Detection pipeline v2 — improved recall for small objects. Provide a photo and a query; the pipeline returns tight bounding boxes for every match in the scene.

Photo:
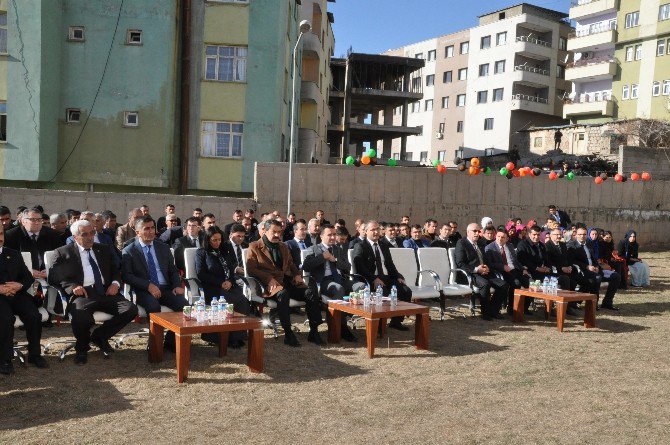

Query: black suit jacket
[0,247,34,294]
[194,248,237,299]
[545,241,570,270]
[302,243,351,284]
[4,226,64,270]
[121,240,181,292]
[484,241,522,274]
[48,242,120,298]
[158,226,183,247]
[351,239,401,284]
[284,239,307,268]
[379,236,400,249]
[453,238,486,276]
[172,235,204,271]
[548,210,571,228]
[567,239,600,272]
[516,239,548,273]
[220,240,245,270]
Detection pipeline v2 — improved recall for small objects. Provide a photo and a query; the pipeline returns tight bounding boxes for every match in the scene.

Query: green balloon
[484,167,491,175]
[345,156,355,165]
[432,159,440,168]
[500,167,509,176]
[566,172,575,180]
[387,158,397,167]
[367,148,376,158]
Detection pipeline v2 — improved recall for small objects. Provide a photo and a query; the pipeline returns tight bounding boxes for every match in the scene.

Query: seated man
[484,228,531,315]
[306,218,321,247]
[422,218,438,243]
[115,208,142,251]
[517,225,571,289]
[481,226,496,246]
[548,205,571,229]
[246,219,323,347]
[348,221,367,249]
[546,227,579,313]
[158,214,182,247]
[379,223,400,248]
[285,219,309,268]
[223,209,244,238]
[49,220,138,364]
[454,223,508,320]
[335,227,351,249]
[352,220,412,331]
[172,217,203,272]
[402,224,429,250]
[220,223,247,278]
[302,224,358,342]
[0,225,48,374]
[121,216,186,350]
[430,223,456,250]
[156,204,181,233]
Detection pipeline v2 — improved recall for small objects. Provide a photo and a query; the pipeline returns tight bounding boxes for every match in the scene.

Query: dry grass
[2,252,670,444]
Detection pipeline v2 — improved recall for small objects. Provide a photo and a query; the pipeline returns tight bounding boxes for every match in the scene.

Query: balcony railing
[563,91,614,104]
[514,65,550,76]
[569,21,617,38]
[513,94,549,104]
[516,35,552,48]
[566,56,617,68]
[570,0,601,6]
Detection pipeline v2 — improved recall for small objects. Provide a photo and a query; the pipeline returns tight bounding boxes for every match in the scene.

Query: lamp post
[287,19,311,217]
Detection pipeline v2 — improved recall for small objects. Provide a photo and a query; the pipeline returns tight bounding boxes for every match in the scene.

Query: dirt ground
[2,252,669,444]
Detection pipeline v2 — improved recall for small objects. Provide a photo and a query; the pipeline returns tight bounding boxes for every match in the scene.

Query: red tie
[501,245,507,265]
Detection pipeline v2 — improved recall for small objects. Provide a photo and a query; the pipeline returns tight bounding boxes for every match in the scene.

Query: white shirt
[385,236,398,247]
[321,243,336,277]
[189,236,200,248]
[295,238,308,249]
[498,242,515,270]
[77,243,105,288]
[366,238,387,276]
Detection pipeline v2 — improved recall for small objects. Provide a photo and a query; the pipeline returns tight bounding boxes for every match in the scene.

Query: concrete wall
[619,146,670,178]
[255,162,670,247]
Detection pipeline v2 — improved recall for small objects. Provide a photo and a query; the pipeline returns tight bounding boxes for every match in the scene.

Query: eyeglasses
[24,217,42,222]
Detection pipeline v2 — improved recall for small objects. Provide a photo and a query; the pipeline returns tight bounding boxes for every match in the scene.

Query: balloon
[471,157,480,167]
[354,158,361,167]
[500,167,509,176]
[468,166,477,175]
[432,159,440,168]
[532,168,542,177]
[595,176,603,185]
[614,173,622,182]
[387,158,397,167]
[484,167,491,175]
[566,172,575,180]
[506,162,516,171]
[557,171,565,179]
[345,156,355,165]
[457,162,466,172]
[599,173,608,180]
[361,155,371,165]
[370,156,377,166]
[437,164,447,174]
[641,171,651,181]
[505,172,514,179]
[367,148,376,158]
[512,169,520,177]
[621,175,628,182]
[548,172,558,180]
[631,172,640,181]
[519,168,527,177]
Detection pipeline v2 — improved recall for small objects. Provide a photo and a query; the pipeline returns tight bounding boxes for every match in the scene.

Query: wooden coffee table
[149,312,264,383]
[327,301,430,358]
[513,289,597,332]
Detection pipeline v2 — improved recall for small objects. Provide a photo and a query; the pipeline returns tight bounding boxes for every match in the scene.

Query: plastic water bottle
[551,277,559,295]
[375,284,383,306]
[542,277,550,294]
[195,296,205,322]
[210,297,219,320]
[197,288,204,305]
[363,287,371,308]
[218,297,227,319]
[390,285,398,306]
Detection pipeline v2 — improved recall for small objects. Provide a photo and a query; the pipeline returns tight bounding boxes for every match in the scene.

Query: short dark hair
[548,205,557,210]
[319,224,335,235]
[263,219,283,231]
[234,209,242,214]
[166,204,175,208]
[484,226,496,232]
[425,218,437,224]
[101,210,116,220]
[247,208,255,214]
[193,207,203,212]
[295,218,307,226]
[134,216,155,231]
[336,227,349,237]
[34,205,44,213]
[202,213,216,220]
[335,218,346,226]
[185,216,201,225]
[17,206,26,213]
[0,206,10,216]
[496,227,507,234]
[529,225,542,233]
[66,209,80,219]
[410,224,422,231]
[25,206,43,216]
[230,223,246,234]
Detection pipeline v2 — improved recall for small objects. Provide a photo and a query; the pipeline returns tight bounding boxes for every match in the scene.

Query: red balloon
[631,172,640,181]
[548,172,558,180]
[595,177,603,185]
[437,164,447,174]
[614,173,623,182]
[641,171,651,181]
[506,162,516,171]
[512,169,520,177]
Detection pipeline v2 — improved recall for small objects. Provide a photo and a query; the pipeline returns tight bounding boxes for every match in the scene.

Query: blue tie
[86,249,106,295]
[299,240,306,250]
[145,245,160,285]
[328,247,341,282]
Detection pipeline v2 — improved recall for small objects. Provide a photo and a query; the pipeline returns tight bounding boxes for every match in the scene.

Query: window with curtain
[205,45,248,82]
[201,121,244,157]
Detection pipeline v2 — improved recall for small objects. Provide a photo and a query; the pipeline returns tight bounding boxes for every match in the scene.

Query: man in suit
[220,223,247,278]
[315,210,330,227]
[116,208,142,251]
[156,204,181,233]
[403,224,429,250]
[516,225,570,287]
[379,223,400,248]
[121,216,186,350]
[285,219,309,268]
[485,228,531,315]
[454,223,508,320]
[66,211,114,248]
[546,228,579,314]
[548,205,571,229]
[0,225,48,374]
[0,206,13,232]
[447,221,462,246]
[158,214,183,248]
[246,219,323,347]
[4,207,64,281]
[348,221,366,249]
[568,227,619,310]
[302,225,358,342]
[306,218,321,247]
[430,223,456,250]
[101,210,118,239]
[49,220,137,364]
[352,220,412,331]
[223,210,244,238]
[202,213,217,231]
[172,217,203,272]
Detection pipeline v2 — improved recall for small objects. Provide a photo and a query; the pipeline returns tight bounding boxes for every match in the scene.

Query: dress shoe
[284,332,300,347]
[601,304,620,311]
[341,329,358,342]
[307,330,325,345]
[91,337,115,356]
[74,352,88,365]
[28,355,49,369]
[388,321,409,331]
[0,360,14,375]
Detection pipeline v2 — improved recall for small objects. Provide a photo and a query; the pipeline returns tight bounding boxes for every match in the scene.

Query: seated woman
[195,226,252,348]
[598,230,627,289]
[617,230,650,287]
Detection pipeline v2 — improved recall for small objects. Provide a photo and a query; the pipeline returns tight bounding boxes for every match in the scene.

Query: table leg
[415,313,429,350]
[218,332,230,358]
[556,301,567,332]
[378,318,387,339]
[148,321,164,363]
[545,298,552,320]
[247,328,264,373]
[513,294,525,322]
[365,318,379,358]
[327,307,341,343]
[584,298,596,328]
[175,334,191,383]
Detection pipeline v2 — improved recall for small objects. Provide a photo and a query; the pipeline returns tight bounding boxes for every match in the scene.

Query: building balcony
[569,0,618,21]
[515,36,553,60]
[301,80,321,103]
[565,57,617,82]
[302,31,322,59]
[513,65,551,88]
[563,98,615,118]
[510,94,553,114]
[568,23,616,52]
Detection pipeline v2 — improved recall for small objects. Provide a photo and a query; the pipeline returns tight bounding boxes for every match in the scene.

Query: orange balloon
[641,171,651,181]
[519,168,527,177]
[471,157,480,167]
[468,166,477,175]
[548,172,558,180]
[361,155,370,165]
[437,164,446,174]
[631,172,640,181]
[595,177,603,185]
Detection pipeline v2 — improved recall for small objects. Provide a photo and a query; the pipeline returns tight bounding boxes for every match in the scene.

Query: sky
[330,0,572,57]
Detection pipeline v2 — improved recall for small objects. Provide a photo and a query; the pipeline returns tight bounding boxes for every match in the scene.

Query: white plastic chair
[417,248,472,319]
[388,248,442,301]
[183,247,202,304]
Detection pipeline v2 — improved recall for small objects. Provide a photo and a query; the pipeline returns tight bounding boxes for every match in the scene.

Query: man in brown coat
[246,219,323,347]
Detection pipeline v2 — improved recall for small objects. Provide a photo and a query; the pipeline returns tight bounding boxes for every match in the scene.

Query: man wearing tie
[122,216,186,351]
[285,219,309,268]
[220,223,248,279]
[172,217,203,272]
[548,205,571,229]
[49,220,138,364]
[485,228,531,315]
[379,223,400,248]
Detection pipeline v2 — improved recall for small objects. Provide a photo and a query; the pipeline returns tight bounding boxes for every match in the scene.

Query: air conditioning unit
[435,132,444,140]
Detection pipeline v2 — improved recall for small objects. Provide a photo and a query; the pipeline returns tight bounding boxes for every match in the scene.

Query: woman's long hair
[203,226,225,253]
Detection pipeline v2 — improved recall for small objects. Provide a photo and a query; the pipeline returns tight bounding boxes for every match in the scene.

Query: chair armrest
[243,276,267,301]
[451,268,473,287]
[346,273,370,288]
[418,269,442,291]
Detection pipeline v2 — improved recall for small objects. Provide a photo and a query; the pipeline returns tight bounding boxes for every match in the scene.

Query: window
[635,44,642,60]
[625,46,634,61]
[441,96,449,108]
[659,39,667,56]
[445,45,454,58]
[427,50,436,61]
[493,88,504,102]
[484,118,494,131]
[392,153,400,160]
[625,11,639,28]
[557,65,565,79]
[68,26,85,41]
[477,91,488,104]
[425,99,433,111]
[479,63,489,77]
[438,123,445,133]
[631,84,639,99]
[426,74,435,86]
[458,68,467,81]
[663,80,670,95]
[415,52,424,59]
[481,35,491,49]
[403,152,413,161]
[494,60,505,74]
[201,121,243,157]
[126,29,142,45]
[456,121,464,133]
[438,151,446,161]
[653,81,661,96]
[0,102,5,142]
[456,94,466,107]
[0,13,6,53]
[660,4,670,21]
[205,45,247,82]
[559,37,567,51]
[420,151,428,163]
[443,71,453,83]
[66,108,80,124]
[496,31,507,46]
[123,111,139,127]
[411,101,421,113]
[667,38,670,54]
[534,137,543,148]
[412,77,421,91]
[460,41,469,54]
[622,85,630,100]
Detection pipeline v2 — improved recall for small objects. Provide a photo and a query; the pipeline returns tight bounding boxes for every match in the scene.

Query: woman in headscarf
[481,217,494,231]
[617,230,650,287]
[505,220,518,246]
[599,230,627,289]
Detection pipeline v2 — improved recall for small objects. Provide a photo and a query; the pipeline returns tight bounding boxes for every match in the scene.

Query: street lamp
[287,19,311,216]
